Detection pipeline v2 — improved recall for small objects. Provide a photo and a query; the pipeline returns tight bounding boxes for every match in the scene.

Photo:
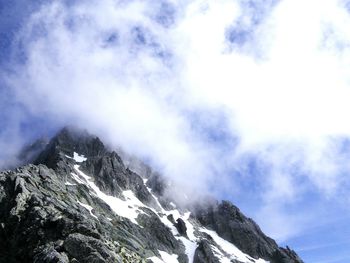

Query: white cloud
[4,0,350,242]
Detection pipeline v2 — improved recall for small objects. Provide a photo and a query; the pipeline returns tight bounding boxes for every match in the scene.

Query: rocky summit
[0,127,303,263]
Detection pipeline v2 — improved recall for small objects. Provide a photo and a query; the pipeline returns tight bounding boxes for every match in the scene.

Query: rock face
[0,127,303,263]
[193,201,302,263]
[175,218,188,238]
[193,240,220,263]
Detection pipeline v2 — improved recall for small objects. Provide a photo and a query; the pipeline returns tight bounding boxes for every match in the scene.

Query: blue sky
[2,0,350,262]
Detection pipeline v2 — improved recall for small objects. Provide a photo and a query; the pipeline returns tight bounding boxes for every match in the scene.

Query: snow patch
[73,152,87,162]
[145,184,198,262]
[178,236,197,262]
[160,209,196,242]
[71,172,86,185]
[148,256,164,263]
[159,251,179,263]
[77,200,98,220]
[65,182,76,186]
[148,251,180,263]
[183,212,196,241]
[73,165,144,225]
[123,190,145,207]
[200,228,268,263]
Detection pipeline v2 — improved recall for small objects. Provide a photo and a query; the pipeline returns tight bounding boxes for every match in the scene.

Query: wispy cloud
[2,0,350,247]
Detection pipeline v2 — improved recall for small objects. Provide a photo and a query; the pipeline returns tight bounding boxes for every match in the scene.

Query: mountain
[0,127,303,263]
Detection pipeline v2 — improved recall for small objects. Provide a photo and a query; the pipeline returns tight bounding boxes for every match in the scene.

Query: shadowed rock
[175,218,187,238]
[0,127,303,263]
[193,200,302,262]
[193,240,220,263]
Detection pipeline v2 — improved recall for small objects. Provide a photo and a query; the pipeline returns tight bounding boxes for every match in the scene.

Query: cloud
[3,0,350,243]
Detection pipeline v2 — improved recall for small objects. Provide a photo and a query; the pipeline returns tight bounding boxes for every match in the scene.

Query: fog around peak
[2,1,350,261]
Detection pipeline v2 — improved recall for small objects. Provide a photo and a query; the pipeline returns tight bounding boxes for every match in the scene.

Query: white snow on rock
[70,172,86,185]
[77,200,98,220]
[159,251,180,263]
[200,228,268,263]
[179,236,197,263]
[183,212,196,241]
[72,165,144,225]
[148,256,164,263]
[159,210,198,262]
[146,182,266,263]
[123,190,145,207]
[146,185,198,262]
[69,161,269,263]
[73,152,87,163]
[148,250,180,263]
[65,182,76,186]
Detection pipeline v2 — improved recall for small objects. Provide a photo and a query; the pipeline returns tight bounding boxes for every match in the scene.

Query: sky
[1,0,350,262]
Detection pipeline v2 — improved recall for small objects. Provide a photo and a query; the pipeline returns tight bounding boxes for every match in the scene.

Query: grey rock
[193,240,220,263]
[175,218,188,238]
[167,214,176,224]
[193,200,302,263]
[63,233,116,262]
[33,246,69,263]
[35,127,107,169]
[137,207,185,256]
[0,127,303,263]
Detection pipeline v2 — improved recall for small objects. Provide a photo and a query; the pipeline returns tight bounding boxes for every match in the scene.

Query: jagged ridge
[0,127,303,263]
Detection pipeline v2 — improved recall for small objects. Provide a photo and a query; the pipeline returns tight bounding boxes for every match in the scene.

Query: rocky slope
[0,127,303,263]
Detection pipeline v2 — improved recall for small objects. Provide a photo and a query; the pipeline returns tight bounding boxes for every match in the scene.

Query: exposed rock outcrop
[193,200,302,262]
[0,127,303,263]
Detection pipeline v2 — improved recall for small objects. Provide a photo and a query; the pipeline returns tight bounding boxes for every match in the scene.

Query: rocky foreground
[0,128,303,263]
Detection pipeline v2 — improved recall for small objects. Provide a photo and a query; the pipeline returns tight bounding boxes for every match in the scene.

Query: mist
[2,0,350,246]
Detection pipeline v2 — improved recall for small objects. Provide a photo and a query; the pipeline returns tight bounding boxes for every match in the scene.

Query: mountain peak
[0,127,304,263]
[52,126,107,157]
[34,127,107,168]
